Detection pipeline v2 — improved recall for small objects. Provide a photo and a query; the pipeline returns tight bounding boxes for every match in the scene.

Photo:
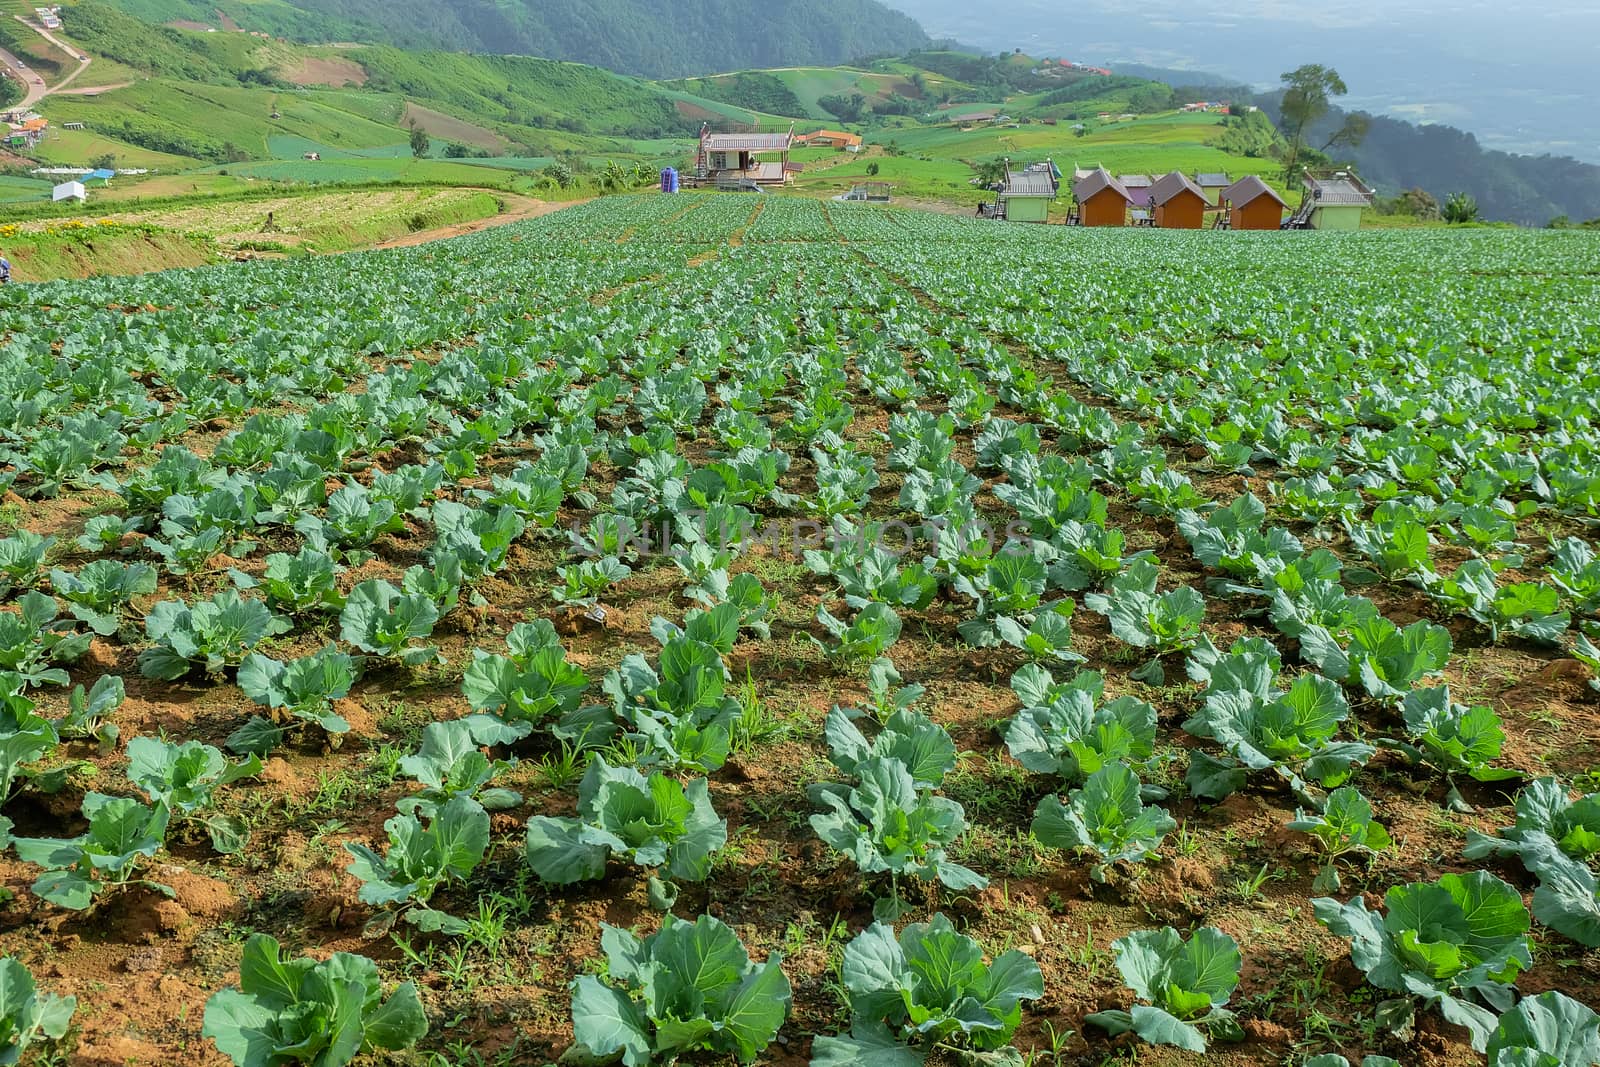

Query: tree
[540,161,574,189]
[1279,64,1347,179]
[443,142,469,158]
[409,126,431,159]
[89,153,117,171]
[1320,112,1370,155]
[1393,187,1439,219]
[972,158,1006,188]
[818,92,867,123]
[598,161,631,194]
[1442,191,1479,224]
[865,161,880,176]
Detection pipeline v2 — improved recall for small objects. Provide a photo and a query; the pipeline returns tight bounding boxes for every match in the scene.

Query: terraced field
[1,195,1599,1067]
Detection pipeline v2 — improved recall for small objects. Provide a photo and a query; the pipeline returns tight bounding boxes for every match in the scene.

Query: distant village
[1028,58,1113,78]
[684,124,1375,232]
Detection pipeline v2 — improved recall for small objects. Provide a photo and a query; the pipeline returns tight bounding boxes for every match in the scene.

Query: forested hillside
[1266,101,1600,227]
[96,0,931,78]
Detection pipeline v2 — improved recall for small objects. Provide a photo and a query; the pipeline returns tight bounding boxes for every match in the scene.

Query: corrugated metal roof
[703,132,792,152]
[1150,171,1207,206]
[1073,167,1132,204]
[1303,175,1372,206]
[1195,172,1231,186]
[1221,174,1285,208]
[1001,169,1058,197]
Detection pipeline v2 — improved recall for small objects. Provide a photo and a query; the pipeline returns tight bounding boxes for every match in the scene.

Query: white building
[52,180,85,202]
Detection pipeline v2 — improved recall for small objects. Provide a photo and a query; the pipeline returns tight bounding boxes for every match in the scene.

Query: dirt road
[372,194,586,250]
[52,81,132,96]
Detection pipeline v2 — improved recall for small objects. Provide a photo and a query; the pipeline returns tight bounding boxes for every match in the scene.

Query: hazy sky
[892,0,1600,163]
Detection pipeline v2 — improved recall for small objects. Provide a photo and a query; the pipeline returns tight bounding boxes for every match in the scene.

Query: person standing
[0,251,11,284]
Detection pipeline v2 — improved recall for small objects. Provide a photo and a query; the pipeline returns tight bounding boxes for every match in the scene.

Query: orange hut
[1150,171,1208,229]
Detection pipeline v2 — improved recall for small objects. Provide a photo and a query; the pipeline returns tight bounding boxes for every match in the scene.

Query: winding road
[1,14,92,112]
[0,44,47,111]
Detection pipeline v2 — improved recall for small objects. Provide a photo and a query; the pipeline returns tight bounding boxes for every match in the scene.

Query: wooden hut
[1220,175,1287,230]
[1149,171,1207,229]
[1072,167,1133,227]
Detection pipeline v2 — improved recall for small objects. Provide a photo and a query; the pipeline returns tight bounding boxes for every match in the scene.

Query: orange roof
[21,118,47,130]
[799,129,862,146]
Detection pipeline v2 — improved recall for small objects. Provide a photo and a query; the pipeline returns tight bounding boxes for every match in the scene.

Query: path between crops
[373,195,588,249]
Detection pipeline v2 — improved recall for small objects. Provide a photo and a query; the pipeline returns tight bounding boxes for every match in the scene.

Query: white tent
[51,180,85,202]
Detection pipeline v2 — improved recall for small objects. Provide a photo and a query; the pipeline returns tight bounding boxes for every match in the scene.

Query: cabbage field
[1,194,1599,1066]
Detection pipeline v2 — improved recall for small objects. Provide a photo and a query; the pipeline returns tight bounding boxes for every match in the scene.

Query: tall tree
[410,126,431,159]
[1279,64,1347,180]
[1321,112,1371,155]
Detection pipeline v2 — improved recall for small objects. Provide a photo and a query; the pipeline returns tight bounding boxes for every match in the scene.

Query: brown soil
[400,101,507,153]
[1,200,1595,1067]
[372,195,584,250]
[280,55,367,87]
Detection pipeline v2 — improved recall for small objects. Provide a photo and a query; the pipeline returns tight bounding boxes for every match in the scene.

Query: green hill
[91,0,930,78]
[39,4,716,165]
[17,2,1308,217]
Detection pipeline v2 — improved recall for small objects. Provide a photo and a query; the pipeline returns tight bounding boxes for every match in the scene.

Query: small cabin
[1220,175,1287,230]
[1195,172,1231,205]
[1072,166,1133,227]
[695,124,795,187]
[51,180,85,202]
[1149,171,1208,229]
[1298,173,1374,230]
[996,160,1059,223]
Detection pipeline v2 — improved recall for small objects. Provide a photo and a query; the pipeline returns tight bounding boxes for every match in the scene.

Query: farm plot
[0,194,1599,1067]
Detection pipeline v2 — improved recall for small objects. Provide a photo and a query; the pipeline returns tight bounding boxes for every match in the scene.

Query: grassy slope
[0,221,215,279]
[19,4,1297,218]
[43,77,411,161]
[28,126,199,169]
[30,6,703,167]
[671,65,960,123]
[350,46,683,141]
[793,112,1288,207]
[1,183,517,274]
[80,185,503,250]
